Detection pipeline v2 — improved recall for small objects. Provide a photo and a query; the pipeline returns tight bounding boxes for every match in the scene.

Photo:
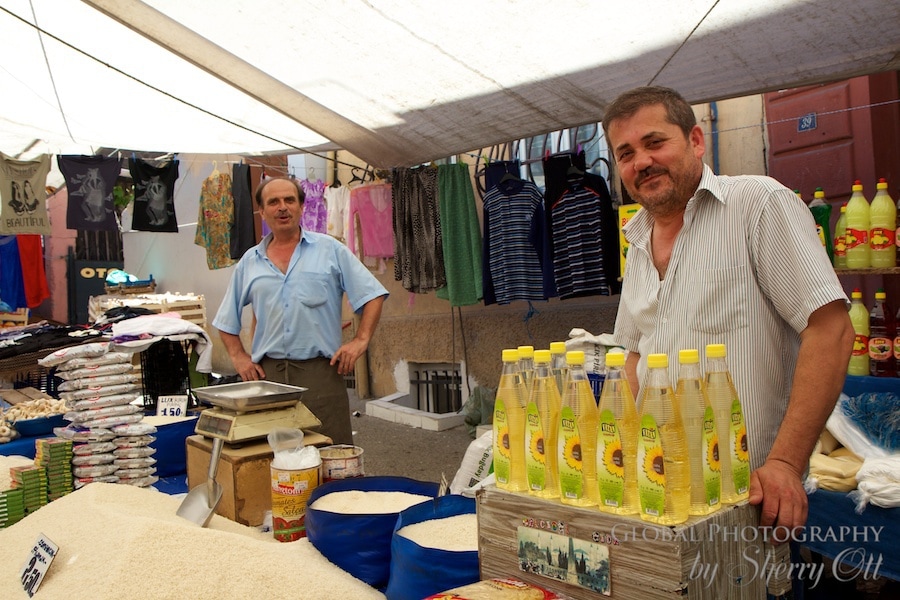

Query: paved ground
[347,391,476,485]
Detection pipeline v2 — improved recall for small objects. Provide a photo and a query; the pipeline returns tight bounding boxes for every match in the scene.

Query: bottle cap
[502,349,519,362]
[605,351,625,367]
[851,288,862,299]
[814,187,825,199]
[852,181,863,192]
[647,353,668,368]
[517,345,534,359]
[840,204,847,213]
[566,350,585,366]
[549,341,567,354]
[679,349,700,363]
[876,178,887,190]
[534,349,551,363]
[875,289,886,301]
[705,343,727,359]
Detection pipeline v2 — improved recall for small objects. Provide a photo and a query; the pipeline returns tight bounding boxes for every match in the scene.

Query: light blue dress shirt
[213,230,389,363]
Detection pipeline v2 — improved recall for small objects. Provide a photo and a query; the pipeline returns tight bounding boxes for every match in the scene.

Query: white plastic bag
[565,328,622,374]
[849,455,900,512]
[450,430,493,495]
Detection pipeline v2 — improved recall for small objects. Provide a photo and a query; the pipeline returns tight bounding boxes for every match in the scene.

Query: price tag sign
[20,533,58,597]
[156,394,188,417]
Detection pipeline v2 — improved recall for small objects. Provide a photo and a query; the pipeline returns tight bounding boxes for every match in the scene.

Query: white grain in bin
[0,483,385,600]
[396,513,478,551]
[310,490,432,513]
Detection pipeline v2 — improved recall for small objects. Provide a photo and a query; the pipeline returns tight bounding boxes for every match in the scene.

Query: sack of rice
[423,577,574,599]
[385,494,478,600]
[305,476,438,590]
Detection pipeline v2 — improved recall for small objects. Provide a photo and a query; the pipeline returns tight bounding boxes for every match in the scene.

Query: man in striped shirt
[602,86,854,535]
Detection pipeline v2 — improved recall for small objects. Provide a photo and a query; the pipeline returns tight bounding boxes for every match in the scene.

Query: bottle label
[869,336,893,361]
[815,224,826,248]
[844,227,868,250]
[596,409,624,507]
[702,406,721,507]
[525,402,547,491]
[895,336,900,360]
[869,227,896,251]
[558,406,585,500]
[730,401,750,495]
[833,233,846,257]
[852,334,869,357]
[637,414,665,517]
[493,397,511,486]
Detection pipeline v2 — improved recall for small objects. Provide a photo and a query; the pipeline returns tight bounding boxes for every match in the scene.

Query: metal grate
[409,365,462,414]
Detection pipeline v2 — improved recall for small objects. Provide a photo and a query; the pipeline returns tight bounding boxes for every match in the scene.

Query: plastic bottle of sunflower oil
[549,341,568,397]
[525,350,561,498]
[675,349,721,516]
[704,344,750,504]
[595,351,639,515]
[636,353,689,525]
[493,348,528,492]
[518,345,535,397]
[557,350,600,507]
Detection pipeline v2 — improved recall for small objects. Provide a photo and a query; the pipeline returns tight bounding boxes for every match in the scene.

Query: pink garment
[300,178,327,233]
[347,183,393,259]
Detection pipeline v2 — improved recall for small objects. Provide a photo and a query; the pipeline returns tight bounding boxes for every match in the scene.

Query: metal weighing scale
[192,381,320,444]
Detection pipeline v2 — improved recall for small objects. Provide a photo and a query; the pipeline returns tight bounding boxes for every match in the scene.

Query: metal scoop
[176,437,224,527]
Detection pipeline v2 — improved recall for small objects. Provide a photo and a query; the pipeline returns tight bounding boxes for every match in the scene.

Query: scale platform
[192,381,321,444]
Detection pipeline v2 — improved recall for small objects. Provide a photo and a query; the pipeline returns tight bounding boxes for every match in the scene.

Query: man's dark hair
[602,86,697,139]
[254,176,305,207]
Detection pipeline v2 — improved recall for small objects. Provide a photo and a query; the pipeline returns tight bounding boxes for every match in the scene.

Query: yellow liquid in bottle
[705,369,750,504]
[525,355,561,498]
[676,359,721,516]
[637,356,689,525]
[494,351,529,493]
[558,353,599,507]
[596,360,639,515]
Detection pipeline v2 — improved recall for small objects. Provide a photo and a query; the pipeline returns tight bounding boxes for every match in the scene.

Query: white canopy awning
[1,0,898,167]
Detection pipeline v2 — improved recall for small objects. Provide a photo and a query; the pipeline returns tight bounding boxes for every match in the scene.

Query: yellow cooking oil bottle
[493,348,528,492]
[549,341,568,397]
[525,350,561,498]
[518,345,535,396]
[704,344,750,503]
[557,350,600,507]
[636,353,689,525]
[596,351,639,515]
[675,349,721,516]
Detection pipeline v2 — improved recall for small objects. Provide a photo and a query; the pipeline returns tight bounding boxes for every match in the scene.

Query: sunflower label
[702,407,721,507]
[493,397,512,487]
[637,414,665,517]
[730,401,750,495]
[558,406,585,501]
[597,409,624,508]
[525,402,547,491]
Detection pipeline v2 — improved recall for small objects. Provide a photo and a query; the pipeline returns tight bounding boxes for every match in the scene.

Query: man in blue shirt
[213,177,388,444]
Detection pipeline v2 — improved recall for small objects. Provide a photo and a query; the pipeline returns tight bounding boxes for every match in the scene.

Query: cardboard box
[186,431,331,526]
[476,486,790,600]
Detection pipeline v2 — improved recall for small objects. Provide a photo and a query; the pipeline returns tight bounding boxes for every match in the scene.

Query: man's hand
[330,338,367,376]
[748,458,808,542]
[232,352,265,382]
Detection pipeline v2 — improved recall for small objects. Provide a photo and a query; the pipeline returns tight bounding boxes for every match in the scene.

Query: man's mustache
[635,167,667,188]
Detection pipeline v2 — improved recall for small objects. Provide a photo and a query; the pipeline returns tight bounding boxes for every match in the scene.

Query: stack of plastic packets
[9,465,47,515]
[40,341,141,489]
[0,487,25,528]
[110,419,158,488]
[35,438,74,501]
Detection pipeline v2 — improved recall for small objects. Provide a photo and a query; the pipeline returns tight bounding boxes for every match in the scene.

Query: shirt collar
[254,228,311,258]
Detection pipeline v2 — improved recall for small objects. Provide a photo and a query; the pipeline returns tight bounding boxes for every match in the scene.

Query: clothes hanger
[349,167,365,185]
[210,161,220,178]
[499,170,522,184]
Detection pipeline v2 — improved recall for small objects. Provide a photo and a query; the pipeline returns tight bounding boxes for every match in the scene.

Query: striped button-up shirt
[614,164,848,469]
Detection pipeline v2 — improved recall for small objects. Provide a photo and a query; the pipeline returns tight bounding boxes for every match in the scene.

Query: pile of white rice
[310,490,432,514]
[396,513,478,551]
[0,483,386,599]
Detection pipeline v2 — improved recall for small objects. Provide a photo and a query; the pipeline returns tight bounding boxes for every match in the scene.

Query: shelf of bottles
[834,267,900,276]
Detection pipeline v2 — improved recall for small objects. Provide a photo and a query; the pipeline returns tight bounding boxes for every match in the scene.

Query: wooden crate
[477,487,791,600]
[0,308,29,328]
[186,431,332,526]
[91,293,206,328]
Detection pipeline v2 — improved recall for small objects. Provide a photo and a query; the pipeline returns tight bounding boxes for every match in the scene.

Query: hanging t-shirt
[58,154,120,231]
[348,182,394,260]
[129,158,180,233]
[324,184,350,243]
[0,153,51,235]
[300,178,327,233]
[482,178,547,305]
[16,234,50,308]
[194,169,236,270]
[229,163,255,259]
[0,235,26,310]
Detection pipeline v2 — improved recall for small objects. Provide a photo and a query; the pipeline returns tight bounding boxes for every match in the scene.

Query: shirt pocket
[295,273,330,308]
[686,265,750,335]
